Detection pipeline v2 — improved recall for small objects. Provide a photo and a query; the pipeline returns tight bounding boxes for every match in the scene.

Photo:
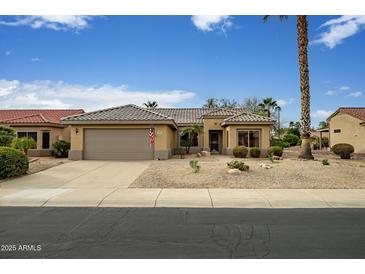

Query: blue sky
[0,15,364,127]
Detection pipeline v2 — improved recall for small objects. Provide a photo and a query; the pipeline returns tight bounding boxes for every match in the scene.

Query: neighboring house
[61,104,275,160]
[327,107,365,153]
[0,109,84,156]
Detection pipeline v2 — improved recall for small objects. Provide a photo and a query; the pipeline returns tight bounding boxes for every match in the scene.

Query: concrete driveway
[0,160,151,207]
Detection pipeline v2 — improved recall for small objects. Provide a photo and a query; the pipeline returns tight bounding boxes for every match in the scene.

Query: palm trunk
[297,15,314,160]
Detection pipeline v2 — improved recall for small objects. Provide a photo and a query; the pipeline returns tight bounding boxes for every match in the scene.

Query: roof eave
[1,122,66,128]
[61,119,178,129]
[221,121,275,126]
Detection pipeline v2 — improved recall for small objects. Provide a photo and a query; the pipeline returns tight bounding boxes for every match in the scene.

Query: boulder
[201,151,211,157]
[227,168,241,175]
[196,153,202,158]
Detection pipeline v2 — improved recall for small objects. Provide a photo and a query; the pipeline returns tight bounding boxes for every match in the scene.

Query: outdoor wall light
[75,128,79,134]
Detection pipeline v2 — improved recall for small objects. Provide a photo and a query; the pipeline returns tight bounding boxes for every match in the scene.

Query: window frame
[236,129,262,148]
[17,131,38,143]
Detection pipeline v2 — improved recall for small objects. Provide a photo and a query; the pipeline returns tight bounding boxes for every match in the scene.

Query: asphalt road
[1,207,365,258]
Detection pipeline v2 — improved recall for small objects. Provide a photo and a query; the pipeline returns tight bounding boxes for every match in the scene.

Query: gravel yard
[28,157,69,174]
[130,155,365,189]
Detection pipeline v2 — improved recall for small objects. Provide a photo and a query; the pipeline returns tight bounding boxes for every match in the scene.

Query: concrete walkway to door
[1,160,365,208]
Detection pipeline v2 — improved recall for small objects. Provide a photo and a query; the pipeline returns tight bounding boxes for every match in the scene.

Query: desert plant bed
[130,157,365,189]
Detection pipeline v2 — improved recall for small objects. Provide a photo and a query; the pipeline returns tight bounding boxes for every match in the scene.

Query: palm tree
[258,97,278,117]
[143,101,158,109]
[203,98,219,108]
[263,15,313,159]
[181,124,203,154]
[275,105,282,136]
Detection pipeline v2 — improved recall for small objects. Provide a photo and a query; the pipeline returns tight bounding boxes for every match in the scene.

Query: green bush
[267,146,283,157]
[271,138,290,148]
[12,137,37,154]
[0,125,16,147]
[227,160,249,171]
[233,146,248,158]
[283,133,300,147]
[249,147,261,158]
[0,147,29,179]
[322,159,330,166]
[52,140,70,158]
[332,143,354,159]
[189,159,200,173]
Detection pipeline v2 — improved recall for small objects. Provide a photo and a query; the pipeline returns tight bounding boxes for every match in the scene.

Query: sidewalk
[1,188,365,208]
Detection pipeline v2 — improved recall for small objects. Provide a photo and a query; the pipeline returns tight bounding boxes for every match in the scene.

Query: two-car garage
[83,129,154,160]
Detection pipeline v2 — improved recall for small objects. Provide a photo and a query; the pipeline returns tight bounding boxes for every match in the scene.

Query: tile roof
[62,104,175,122]
[62,104,274,125]
[223,112,275,124]
[339,107,365,122]
[0,109,84,125]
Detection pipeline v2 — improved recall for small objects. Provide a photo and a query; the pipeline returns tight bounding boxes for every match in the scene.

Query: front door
[209,131,220,153]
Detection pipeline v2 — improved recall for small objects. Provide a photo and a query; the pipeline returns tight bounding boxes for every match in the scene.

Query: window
[180,132,198,147]
[334,129,341,133]
[42,132,50,149]
[237,130,260,148]
[17,131,37,142]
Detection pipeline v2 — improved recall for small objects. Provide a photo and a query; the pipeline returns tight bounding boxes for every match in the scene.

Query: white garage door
[84,129,154,160]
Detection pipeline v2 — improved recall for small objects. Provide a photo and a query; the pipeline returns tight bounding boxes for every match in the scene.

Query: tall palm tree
[203,98,219,108]
[275,105,282,136]
[258,97,278,117]
[263,15,313,159]
[143,101,158,109]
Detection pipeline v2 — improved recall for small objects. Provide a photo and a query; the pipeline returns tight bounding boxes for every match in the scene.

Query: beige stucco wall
[202,118,228,151]
[9,125,69,150]
[329,113,365,153]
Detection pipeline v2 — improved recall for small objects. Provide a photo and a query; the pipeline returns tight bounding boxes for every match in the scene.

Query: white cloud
[31,57,40,62]
[5,50,11,56]
[191,15,233,32]
[0,79,196,110]
[311,110,333,119]
[0,16,92,31]
[340,85,350,90]
[276,97,294,107]
[348,91,362,97]
[312,16,365,49]
[325,90,337,96]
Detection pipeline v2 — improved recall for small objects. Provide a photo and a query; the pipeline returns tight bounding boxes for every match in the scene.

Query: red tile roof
[339,107,365,122]
[0,109,84,125]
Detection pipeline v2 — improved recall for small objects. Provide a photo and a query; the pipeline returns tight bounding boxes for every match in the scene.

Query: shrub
[267,146,283,157]
[189,159,200,173]
[283,133,300,147]
[332,143,354,159]
[173,147,185,159]
[0,147,29,179]
[12,137,37,154]
[0,125,16,147]
[268,153,274,163]
[271,138,290,148]
[52,140,70,158]
[250,147,261,158]
[233,146,248,158]
[322,159,330,166]
[227,160,249,171]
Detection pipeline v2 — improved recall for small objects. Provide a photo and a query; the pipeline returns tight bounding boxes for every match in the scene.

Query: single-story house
[0,109,84,156]
[61,104,275,160]
[327,107,365,153]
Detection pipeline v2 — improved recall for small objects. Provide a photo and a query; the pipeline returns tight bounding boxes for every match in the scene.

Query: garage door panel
[84,129,154,160]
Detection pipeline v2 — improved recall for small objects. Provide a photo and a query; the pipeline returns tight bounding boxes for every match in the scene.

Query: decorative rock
[196,153,202,158]
[258,162,272,169]
[201,151,211,157]
[227,168,241,175]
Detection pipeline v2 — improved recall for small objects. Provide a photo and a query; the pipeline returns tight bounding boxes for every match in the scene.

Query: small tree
[181,124,203,154]
[12,137,37,155]
[0,125,16,147]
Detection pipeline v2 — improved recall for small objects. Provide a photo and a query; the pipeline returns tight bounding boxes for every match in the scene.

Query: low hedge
[233,146,248,158]
[0,147,29,179]
[52,140,71,158]
[249,147,261,158]
[267,146,283,157]
[332,143,354,159]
